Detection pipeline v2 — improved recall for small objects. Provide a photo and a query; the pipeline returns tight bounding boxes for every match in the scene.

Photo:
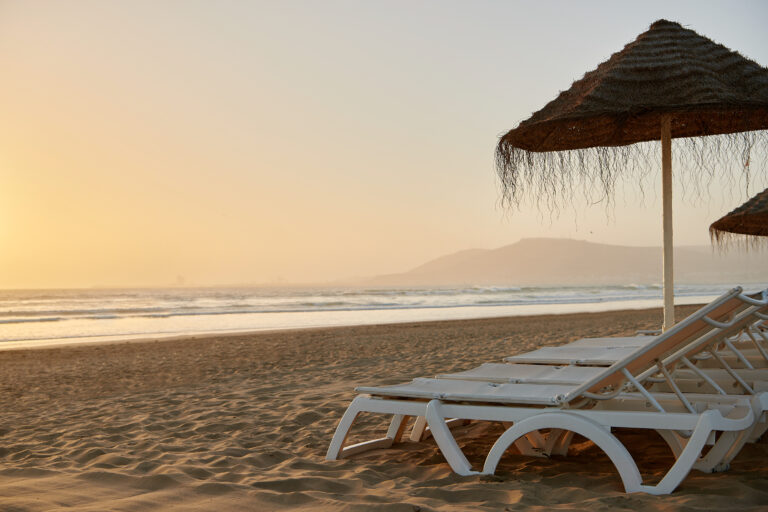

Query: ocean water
[0,283,765,349]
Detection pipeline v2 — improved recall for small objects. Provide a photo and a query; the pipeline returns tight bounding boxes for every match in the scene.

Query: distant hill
[365,238,768,287]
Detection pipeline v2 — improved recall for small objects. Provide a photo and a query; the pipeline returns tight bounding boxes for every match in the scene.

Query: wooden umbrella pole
[661,116,674,331]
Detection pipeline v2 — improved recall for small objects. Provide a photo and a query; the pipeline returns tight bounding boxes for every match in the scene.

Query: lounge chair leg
[525,429,574,457]
[425,400,478,475]
[326,398,411,461]
[483,413,643,493]
[412,417,470,442]
[410,416,428,442]
[656,429,686,458]
[326,396,366,460]
[638,410,719,494]
[387,414,411,443]
[748,418,768,442]
[699,393,768,470]
[506,428,570,458]
[513,431,549,457]
[748,394,768,442]
[546,429,574,456]
[692,430,747,472]
[512,434,540,456]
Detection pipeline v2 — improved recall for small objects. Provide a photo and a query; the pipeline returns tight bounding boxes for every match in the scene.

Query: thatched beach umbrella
[496,19,768,331]
[710,187,768,245]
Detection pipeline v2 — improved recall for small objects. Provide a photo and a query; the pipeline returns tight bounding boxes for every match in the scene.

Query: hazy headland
[363,238,768,287]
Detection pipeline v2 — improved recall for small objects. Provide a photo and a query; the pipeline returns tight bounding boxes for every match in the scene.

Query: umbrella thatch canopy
[496,19,768,330]
[497,19,768,168]
[710,187,768,244]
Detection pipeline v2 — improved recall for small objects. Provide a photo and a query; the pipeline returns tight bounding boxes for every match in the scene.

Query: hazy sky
[2,1,767,288]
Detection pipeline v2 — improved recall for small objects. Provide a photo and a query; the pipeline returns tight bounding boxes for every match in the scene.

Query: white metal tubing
[657,362,696,414]
[702,315,734,329]
[723,338,755,369]
[711,352,755,394]
[621,368,666,412]
[680,356,727,395]
[563,289,744,403]
[745,329,768,362]
[661,115,674,332]
[635,303,760,383]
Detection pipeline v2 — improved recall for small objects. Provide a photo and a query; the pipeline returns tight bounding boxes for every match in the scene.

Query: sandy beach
[1,304,766,511]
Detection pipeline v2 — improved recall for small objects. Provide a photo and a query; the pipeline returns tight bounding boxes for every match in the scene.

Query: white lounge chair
[503,291,768,398]
[507,296,768,371]
[327,287,768,495]
[450,289,768,441]
[494,293,768,444]
[576,319,767,353]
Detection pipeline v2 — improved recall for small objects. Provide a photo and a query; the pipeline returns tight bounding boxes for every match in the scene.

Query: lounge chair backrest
[559,287,768,404]
[641,289,768,381]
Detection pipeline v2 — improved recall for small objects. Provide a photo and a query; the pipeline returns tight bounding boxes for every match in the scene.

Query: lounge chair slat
[505,346,636,366]
[568,336,653,347]
[437,363,603,384]
[357,378,577,405]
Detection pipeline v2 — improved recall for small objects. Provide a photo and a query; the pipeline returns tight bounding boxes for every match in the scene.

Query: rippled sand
[1,305,766,511]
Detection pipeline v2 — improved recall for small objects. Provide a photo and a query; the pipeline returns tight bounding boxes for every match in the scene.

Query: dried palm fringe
[495,130,768,216]
[709,229,768,251]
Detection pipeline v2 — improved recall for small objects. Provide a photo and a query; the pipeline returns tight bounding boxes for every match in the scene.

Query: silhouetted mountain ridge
[366,238,768,287]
